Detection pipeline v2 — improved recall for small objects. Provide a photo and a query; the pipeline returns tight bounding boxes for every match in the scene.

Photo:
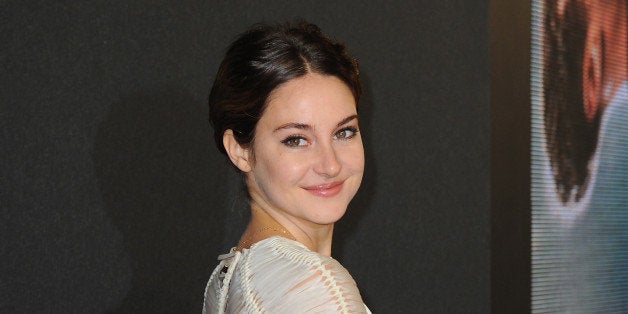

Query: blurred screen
[531,0,628,312]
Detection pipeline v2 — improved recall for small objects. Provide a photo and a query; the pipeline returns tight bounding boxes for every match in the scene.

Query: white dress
[203,236,371,313]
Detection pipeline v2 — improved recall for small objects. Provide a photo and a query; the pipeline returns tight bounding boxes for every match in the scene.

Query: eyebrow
[273,114,359,132]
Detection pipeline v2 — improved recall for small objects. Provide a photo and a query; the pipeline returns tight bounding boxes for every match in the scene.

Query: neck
[239,200,334,256]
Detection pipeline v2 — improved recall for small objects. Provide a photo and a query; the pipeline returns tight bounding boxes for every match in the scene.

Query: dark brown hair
[543,0,601,203]
[208,21,361,155]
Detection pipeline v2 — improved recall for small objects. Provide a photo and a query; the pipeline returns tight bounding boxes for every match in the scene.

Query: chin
[307,204,349,225]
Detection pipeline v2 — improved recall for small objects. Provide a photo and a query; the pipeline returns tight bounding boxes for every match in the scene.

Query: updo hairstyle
[208,21,361,156]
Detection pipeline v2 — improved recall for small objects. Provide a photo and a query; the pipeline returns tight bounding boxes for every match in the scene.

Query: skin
[223,73,364,256]
[556,0,628,121]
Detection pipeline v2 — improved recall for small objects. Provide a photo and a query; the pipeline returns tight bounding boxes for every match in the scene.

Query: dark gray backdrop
[1,1,490,312]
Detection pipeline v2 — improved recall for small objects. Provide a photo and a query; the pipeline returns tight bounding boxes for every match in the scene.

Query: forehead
[262,73,357,124]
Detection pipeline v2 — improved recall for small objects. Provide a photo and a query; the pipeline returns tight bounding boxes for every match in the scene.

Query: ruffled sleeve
[226,236,369,313]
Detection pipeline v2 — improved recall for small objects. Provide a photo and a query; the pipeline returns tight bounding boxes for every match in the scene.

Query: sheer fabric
[203,236,370,313]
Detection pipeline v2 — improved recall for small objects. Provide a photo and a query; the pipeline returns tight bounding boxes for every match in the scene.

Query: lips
[303,181,344,197]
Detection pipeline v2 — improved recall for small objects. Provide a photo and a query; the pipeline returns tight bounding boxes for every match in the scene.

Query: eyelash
[334,126,359,140]
[281,135,308,148]
[280,126,359,148]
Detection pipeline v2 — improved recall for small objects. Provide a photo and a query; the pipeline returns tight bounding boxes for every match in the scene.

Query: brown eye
[334,127,358,140]
[281,136,307,147]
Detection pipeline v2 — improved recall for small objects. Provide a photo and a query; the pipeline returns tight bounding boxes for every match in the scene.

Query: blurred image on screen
[531,0,628,312]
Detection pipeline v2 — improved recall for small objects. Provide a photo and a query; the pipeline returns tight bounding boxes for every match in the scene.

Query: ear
[223,129,252,172]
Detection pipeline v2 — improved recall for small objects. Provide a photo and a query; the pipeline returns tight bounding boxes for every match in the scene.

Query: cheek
[353,154,365,175]
[340,145,365,174]
[261,152,311,186]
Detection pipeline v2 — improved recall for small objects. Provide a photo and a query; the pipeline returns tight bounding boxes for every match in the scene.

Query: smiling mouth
[303,181,344,197]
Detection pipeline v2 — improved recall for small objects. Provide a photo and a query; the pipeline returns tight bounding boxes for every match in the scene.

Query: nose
[313,141,341,178]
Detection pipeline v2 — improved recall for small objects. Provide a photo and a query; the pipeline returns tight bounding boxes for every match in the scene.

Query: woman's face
[245,73,364,229]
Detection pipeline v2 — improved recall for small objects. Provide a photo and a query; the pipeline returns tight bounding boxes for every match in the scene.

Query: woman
[543,0,627,205]
[202,22,370,313]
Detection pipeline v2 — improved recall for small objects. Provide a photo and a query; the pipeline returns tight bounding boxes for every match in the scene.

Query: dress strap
[217,247,237,261]
[216,250,241,314]
[203,248,242,314]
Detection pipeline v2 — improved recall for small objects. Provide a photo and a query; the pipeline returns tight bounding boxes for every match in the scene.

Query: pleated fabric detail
[203,236,370,313]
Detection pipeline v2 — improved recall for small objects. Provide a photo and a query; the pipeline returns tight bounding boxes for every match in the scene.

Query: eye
[281,136,308,148]
[334,126,358,140]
